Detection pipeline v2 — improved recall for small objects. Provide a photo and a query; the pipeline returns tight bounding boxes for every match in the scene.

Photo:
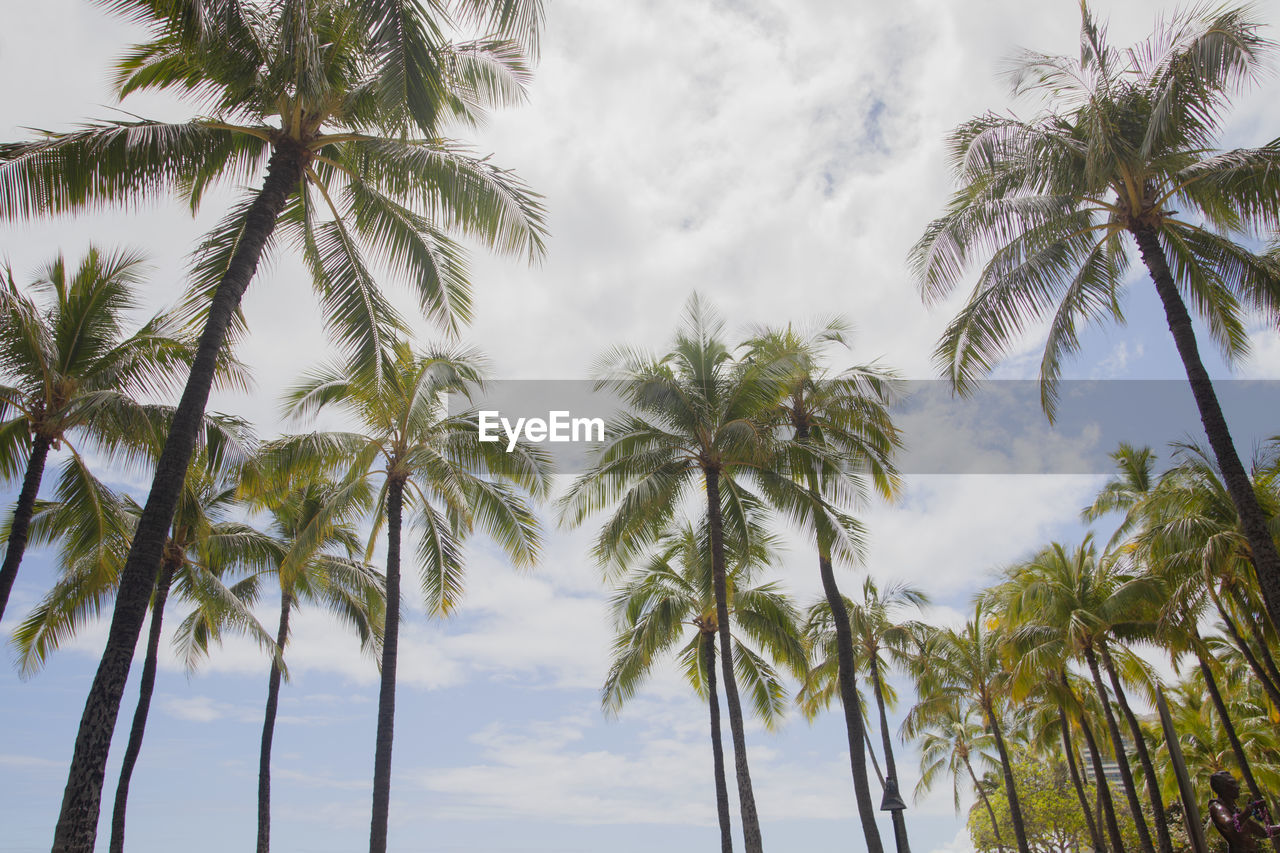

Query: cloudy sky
[2,1,1279,852]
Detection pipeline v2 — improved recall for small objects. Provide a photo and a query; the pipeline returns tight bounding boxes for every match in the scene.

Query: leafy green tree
[744,320,901,853]
[0,1,546,846]
[910,2,1280,637]
[603,519,806,853]
[561,296,797,853]
[282,339,549,853]
[0,247,196,621]
[968,750,1100,853]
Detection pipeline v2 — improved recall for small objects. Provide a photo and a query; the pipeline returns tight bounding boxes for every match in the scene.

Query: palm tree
[913,700,1005,852]
[908,611,1032,853]
[561,296,796,853]
[0,247,196,621]
[744,320,900,853]
[236,466,385,853]
[281,339,549,853]
[802,578,926,851]
[0,2,546,845]
[603,519,806,853]
[910,2,1280,634]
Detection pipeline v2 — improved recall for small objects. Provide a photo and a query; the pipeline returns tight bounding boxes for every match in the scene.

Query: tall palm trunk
[1214,594,1280,708]
[704,468,764,853]
[869,655,910,851]
[815,550,884,853]
[1084,645,1155,853]
[1134,225,1280,634]
[703,630,734,853]
[107,555,177,853]
[52,141,307,853]
[1077,707,1125,853]
[1230,586,1280,695]
[1059,708,1104,852]
[794,423,883,853]
[370,477,404,853]
[0,432,52,621]
[1195,647,1280,853]
[981,696,1031,853]
[257,591,294,853]
[964,754,1005,852]
[1099,644,1171,853]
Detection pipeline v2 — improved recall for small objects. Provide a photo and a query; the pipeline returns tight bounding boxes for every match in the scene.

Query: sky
[1,1,1280,852]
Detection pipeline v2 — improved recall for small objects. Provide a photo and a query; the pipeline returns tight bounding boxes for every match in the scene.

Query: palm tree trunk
[107,556,176,853]
[703,631,734,853]
[964,756,1005,852]
[1084,645,1155,853]
[1230,586,1280,696]
[1195,647,1280,853]
[982,696,1031,853]
[870,656,910,851]
[864,723,886,788]
[1059,708,1104,852]
[257,591,293,853]
[1099,644,1171,853]
[704,468,764,853]
[52,141,307,853]
[0,432,52,622]
[815,551,885,853]
[370,477,404,853]
[1215,594,1280,708]
[1134,225,1280,634]
[1078,708,1125,853]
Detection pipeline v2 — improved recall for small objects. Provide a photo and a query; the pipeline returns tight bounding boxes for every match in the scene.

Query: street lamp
[880,775,911,853]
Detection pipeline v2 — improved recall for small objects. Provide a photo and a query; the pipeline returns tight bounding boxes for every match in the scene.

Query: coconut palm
[0,247,197,622]
[744,320,901,853]
[910,2,1280,634]
[603,518,806,853]
[0,2,546,844]
[561,296,797,853]
[280,338,549,853]
[913,699,1005,850]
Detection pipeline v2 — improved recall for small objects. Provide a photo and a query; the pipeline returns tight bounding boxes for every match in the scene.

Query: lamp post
[880,775,911,853]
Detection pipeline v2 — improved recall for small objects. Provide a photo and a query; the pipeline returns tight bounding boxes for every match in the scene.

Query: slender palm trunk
[257,591,293,853]
[704,468,764,853]
[52,142,306,853]
[1196,648,1280,853]
[1078,708,1125,853]
[1084,645,1155,853]
[965,756,1005,852]
[1059,708,1104,852]
[864,725,886,788]
[870,656,910,851]
[1134,225,1280,633]
[370,477,404,853]
[1231,586,1280,694]
[1099,644,1171,853]
[815,552,884,853]
[0,433,52,621]
[982,696,1031,853]
[703,631,734,853]
[107,556,176,853]
[1215,595,1280,708]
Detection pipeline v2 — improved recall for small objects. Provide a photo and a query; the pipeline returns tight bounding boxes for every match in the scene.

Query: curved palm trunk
[704,469,764,853]
[1195,647,1280,853]
[1230,586,1280,696]
[1134,225,1280,634]
[1077,708,1124,853]
[1099,644,1171,853]
[370,477,404,853]
[964,755,1005,852]
[52,142,307,853]
[1059,708,1104,852]
[257,591,293,853]
[107,556,177,853]
[1214,595,1280,708]
[864,724,886,788]
[816,551,884,853]
[0,432,52,621]
[870,656,910,852]
[703,631,734,853]
[982,696,1031,853]
[1084,645,1155,853]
